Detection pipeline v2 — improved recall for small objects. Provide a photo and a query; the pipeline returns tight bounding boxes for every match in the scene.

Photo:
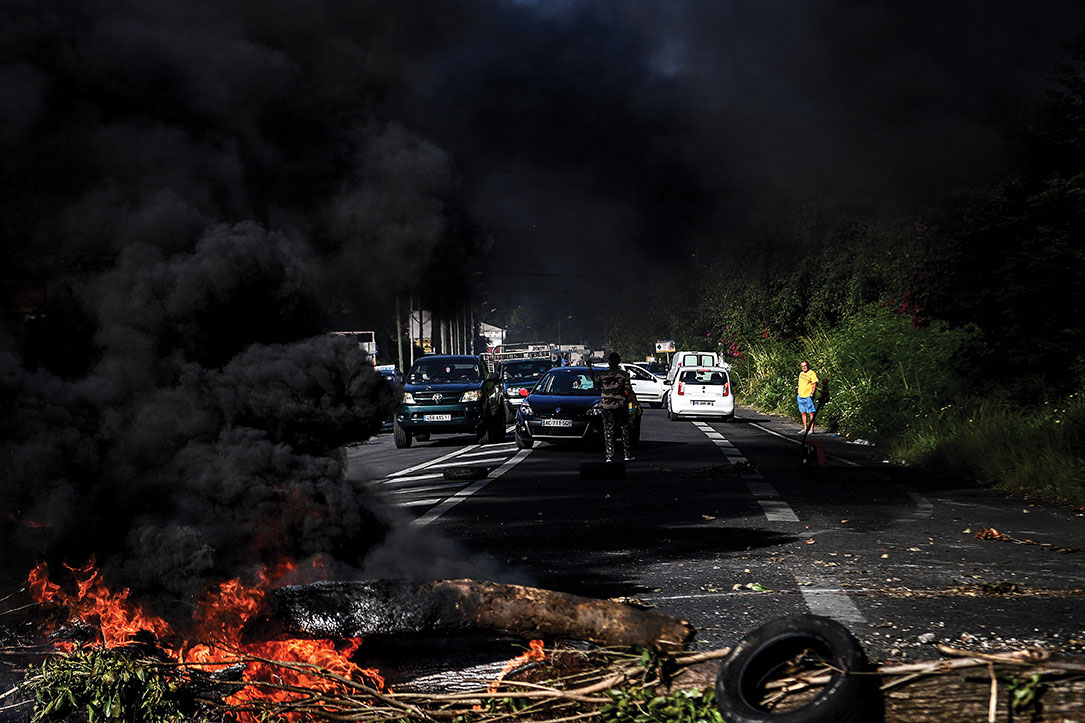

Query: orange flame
[26,559,383,721]
[487,639,545,694]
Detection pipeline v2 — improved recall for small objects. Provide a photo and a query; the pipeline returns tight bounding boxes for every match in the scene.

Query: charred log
[245,579,695,652]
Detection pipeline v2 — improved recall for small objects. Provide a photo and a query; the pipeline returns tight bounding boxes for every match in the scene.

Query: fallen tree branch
[246,579,696,653]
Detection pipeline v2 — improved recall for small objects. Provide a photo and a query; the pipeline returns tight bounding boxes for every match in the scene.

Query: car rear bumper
[670,398,735,417]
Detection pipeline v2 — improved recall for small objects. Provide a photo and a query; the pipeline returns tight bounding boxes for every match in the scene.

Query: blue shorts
[797,395,816,414]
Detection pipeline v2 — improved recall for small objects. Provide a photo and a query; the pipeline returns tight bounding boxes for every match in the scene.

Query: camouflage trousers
[601,408,631,460]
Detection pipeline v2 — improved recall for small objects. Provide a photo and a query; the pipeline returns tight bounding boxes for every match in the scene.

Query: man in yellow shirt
[797,360,819,434]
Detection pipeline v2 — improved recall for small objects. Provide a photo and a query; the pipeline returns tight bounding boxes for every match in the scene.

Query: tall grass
[737,305,1085,506]
[900,394,1085,506]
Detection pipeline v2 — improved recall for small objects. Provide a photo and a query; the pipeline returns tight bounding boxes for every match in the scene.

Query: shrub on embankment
[737,305,1085,507]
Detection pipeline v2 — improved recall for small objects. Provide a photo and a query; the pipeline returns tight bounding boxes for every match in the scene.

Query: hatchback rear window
[680,353,716,367]
[680,370,728,385]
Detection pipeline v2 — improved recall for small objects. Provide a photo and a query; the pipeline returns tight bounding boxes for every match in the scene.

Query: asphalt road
[347,405,1085,668]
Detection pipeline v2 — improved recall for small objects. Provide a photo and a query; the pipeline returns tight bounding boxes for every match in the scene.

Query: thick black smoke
[0,0,539,619]
[0,223,404,615]
[2,0,1084,615]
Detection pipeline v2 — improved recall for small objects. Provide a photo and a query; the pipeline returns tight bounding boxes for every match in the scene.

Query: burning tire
[393,419,412,448]
[714,614,877,723]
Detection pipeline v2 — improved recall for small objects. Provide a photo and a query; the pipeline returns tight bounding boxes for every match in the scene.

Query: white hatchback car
[667,366,735,421]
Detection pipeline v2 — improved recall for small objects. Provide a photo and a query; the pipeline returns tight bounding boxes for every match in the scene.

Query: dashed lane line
[745,422,935,521]
[798,576,867,625]
[691,421,800,522]
[745,480,801,522]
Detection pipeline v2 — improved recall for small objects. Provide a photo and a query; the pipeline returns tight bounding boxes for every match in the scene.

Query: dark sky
[2,0,1083,328]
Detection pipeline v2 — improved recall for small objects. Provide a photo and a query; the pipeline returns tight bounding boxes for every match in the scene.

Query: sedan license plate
[543,418,573,427]
[690,400,714,406]
[424,413,452,422]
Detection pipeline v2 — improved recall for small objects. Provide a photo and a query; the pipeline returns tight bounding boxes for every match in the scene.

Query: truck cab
[394,355,504,448]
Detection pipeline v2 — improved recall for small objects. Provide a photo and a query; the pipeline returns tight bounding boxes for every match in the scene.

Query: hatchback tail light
[677,381,685,396]
[723,382,730,397]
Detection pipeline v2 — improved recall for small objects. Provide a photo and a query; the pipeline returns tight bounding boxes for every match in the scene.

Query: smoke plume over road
[1,0,1083,617]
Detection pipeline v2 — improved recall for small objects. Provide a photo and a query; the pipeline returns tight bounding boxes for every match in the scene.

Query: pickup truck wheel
[393,419,412,449]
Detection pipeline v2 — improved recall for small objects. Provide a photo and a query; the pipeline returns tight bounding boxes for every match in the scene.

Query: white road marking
[400,498,444,507]
[387,482,471,495]
[691,423,801,522]
[412,449,532,526]
[893,481,935,519]
[747,421,860,467]
[459,444,517,457]
[387,443,482,477]
[428,456,510,469]
[380,472,445,485]
[798,577,867,624]
[745,480,800,522]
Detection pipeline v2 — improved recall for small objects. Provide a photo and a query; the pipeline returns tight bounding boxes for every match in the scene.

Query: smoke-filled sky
[3,0,1084,322]
[2,0,1084,620]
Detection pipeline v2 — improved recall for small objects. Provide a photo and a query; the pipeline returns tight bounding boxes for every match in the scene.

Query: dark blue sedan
[514,366,641,450]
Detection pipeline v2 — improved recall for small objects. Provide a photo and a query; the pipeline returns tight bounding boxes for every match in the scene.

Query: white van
[665,351,728,386]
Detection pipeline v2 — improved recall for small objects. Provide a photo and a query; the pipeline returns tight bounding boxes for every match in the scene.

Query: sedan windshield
[409,361,483,383]
[502,359,553,381]
[533,370,599,396]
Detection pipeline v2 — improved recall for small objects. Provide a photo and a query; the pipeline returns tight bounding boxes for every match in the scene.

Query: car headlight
[519,400,533,416]
[402,392,417,405]
[460,390,481,403]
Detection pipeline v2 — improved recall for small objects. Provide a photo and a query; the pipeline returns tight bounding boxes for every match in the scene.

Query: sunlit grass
[737,306,1085,507]
[899,394,1085,506]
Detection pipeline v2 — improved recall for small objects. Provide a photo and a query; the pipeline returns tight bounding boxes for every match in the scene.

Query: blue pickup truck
[393,354,504,448]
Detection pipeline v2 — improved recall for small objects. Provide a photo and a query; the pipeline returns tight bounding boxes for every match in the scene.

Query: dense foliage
[608,36,1085,505]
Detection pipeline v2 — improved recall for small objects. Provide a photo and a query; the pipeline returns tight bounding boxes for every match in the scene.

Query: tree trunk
[246,579,695,653]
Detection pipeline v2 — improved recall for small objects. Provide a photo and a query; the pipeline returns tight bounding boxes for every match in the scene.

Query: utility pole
[396,296,404,372]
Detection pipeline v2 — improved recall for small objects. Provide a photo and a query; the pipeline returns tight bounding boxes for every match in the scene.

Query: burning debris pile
[8,562,704,722]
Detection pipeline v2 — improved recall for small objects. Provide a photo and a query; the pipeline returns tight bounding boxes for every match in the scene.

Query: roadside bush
[903,393,1085,506]
[741,304,979,440]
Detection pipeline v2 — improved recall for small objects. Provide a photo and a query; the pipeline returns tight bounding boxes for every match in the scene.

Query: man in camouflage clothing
[594,352,641,463]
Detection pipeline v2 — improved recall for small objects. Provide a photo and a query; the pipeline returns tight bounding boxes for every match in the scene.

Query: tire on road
[393,419,412,449]
[714,614,877,723]
[515,427,534,450]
